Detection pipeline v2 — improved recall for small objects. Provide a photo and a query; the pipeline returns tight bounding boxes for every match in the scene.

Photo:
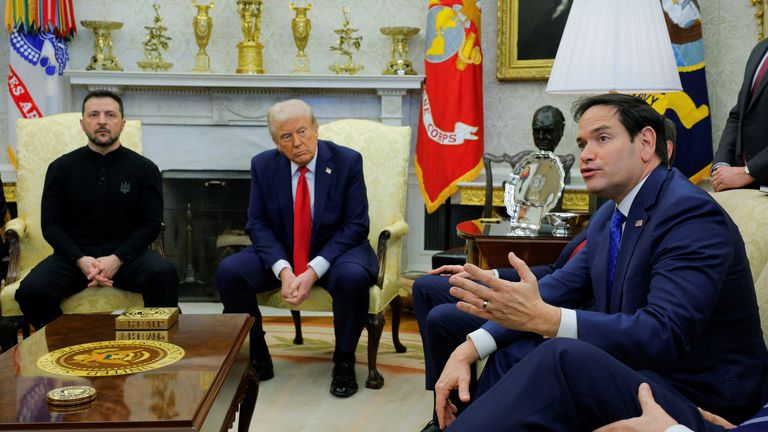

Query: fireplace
[162,170,251,301]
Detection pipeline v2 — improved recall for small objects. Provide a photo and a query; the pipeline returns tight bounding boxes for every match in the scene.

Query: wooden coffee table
[0,313,257,431]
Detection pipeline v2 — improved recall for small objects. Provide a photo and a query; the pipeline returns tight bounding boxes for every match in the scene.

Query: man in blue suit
[424,94,768,430]
[216,99,377,397]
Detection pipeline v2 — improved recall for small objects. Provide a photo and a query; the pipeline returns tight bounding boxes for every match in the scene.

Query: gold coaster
[46,385,97,406]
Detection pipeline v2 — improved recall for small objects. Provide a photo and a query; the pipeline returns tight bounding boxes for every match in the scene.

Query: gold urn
[192,1,215,72]
[289,2,312,73]
[381,26,419,75]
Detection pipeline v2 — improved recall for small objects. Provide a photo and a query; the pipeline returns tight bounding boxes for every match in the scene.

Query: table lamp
[545,0,682,94]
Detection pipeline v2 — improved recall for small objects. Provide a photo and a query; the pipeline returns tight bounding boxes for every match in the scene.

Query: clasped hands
[77,254,122,287]
[280,267,318,306]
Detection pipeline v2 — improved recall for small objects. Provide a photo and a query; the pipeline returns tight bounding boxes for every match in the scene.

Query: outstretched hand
[448,252,560,337]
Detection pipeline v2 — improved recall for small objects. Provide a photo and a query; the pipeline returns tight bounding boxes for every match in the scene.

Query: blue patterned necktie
[608,209,627,299]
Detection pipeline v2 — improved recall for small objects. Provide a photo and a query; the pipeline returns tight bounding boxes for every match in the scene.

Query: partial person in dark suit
[423,94,767,431]
[414,229,586,432]
[711,38,768,191]
[215,99,377,397]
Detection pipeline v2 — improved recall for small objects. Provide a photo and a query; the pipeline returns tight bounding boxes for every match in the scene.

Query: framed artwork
[497,0,572,81]
[753,0,768,41]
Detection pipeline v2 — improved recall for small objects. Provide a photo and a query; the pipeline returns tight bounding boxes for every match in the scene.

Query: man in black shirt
[14,90,178,329]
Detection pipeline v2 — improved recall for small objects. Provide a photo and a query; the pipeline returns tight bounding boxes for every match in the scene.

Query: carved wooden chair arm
[3,218,27,285]
[374,220,409,288]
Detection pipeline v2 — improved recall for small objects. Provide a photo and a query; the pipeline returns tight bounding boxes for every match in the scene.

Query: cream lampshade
[545,0,682,94]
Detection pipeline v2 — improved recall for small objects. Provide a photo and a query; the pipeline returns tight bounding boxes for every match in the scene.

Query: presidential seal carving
[37,340,185,377]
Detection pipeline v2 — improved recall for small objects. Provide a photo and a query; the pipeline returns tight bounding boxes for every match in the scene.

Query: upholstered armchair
[256,119,411,389]
[709,190,768,342]
[0,113,145,350]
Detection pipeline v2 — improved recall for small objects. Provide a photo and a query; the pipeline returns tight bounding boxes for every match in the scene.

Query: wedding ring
[482,300,488,310]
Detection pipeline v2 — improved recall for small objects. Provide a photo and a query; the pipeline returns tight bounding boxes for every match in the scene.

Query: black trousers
[15,250,179,329]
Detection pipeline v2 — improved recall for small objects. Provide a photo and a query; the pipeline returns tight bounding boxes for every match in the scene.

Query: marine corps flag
[416,0,484,214]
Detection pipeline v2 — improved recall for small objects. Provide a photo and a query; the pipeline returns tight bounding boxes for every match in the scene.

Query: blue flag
[641,0,712,184]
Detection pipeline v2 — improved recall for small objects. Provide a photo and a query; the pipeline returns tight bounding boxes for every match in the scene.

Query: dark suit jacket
[245,139,378,276]
[484,166,768,421]
[714,38,768,186]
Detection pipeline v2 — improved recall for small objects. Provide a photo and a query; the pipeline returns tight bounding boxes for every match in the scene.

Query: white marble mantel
[66,70,424,126]
[65,71,423,172]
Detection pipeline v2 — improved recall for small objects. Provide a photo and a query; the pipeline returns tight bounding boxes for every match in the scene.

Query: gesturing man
[425,94,768,431]
[216,99,377,397]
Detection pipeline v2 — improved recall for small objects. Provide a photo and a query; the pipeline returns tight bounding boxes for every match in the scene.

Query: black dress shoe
[330,362,358,397]
[252,356,274,381]
[418,419,441,432]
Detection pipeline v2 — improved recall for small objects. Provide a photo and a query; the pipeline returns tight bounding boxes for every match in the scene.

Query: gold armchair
[256,119,411,389]
[0,113,145,350]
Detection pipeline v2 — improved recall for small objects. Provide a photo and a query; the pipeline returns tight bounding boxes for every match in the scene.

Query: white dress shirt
[271,149,331,279]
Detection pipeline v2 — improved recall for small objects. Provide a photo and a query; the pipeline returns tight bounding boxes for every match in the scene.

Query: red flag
[416,0,484,214]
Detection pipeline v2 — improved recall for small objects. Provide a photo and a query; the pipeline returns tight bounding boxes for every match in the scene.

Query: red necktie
[293,166,311,274]
[752,55,768,95]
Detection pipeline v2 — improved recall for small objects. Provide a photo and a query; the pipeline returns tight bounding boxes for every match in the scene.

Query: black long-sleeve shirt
[41,145,163,263]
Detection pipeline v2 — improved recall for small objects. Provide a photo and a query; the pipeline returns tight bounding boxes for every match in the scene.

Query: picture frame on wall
[497,0,572,81]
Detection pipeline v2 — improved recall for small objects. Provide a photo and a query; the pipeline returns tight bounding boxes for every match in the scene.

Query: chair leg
[290,310,303,345]
[390,296,407,353]
[0,316,24,352]
[364,312,385,389]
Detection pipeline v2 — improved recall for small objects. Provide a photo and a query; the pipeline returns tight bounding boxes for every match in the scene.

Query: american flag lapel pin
[326,167,332,174]
[634,219,644,228]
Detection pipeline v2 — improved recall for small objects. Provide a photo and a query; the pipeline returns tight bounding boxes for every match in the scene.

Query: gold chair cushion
[256,119,411,313]
[710,189,768,344]
[1,113,145,318]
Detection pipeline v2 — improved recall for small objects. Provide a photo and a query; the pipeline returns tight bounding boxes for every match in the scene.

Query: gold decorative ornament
[289,2,312,73]
[80,20,124,71]
[380,26,419,75]
[236,0,265,74]
[47,385,97,407]
[329,6,364,75]
[192,0,215,72]
[137,3,173,72]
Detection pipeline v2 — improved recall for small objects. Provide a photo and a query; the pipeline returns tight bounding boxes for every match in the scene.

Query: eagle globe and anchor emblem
[421,1,482,147]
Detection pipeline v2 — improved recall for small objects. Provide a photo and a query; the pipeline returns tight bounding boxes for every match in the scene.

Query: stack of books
[115,307,180,341]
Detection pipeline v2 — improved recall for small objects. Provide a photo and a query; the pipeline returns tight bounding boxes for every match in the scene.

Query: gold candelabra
[81,20,124,71]
[290,2,312,73]
[192,0,215,72]
[137,3,173,72]
[329,7,364,75]
[381,27,419,75]
[236,0,265,74]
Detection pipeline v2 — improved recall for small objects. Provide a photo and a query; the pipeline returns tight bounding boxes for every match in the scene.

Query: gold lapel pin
[634,219,643,228]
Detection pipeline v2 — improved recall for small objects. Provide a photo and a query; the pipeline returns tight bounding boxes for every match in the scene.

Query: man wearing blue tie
[424,94,768,431]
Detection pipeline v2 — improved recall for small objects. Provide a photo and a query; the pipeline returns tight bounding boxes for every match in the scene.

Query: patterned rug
[244,317,432,432]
